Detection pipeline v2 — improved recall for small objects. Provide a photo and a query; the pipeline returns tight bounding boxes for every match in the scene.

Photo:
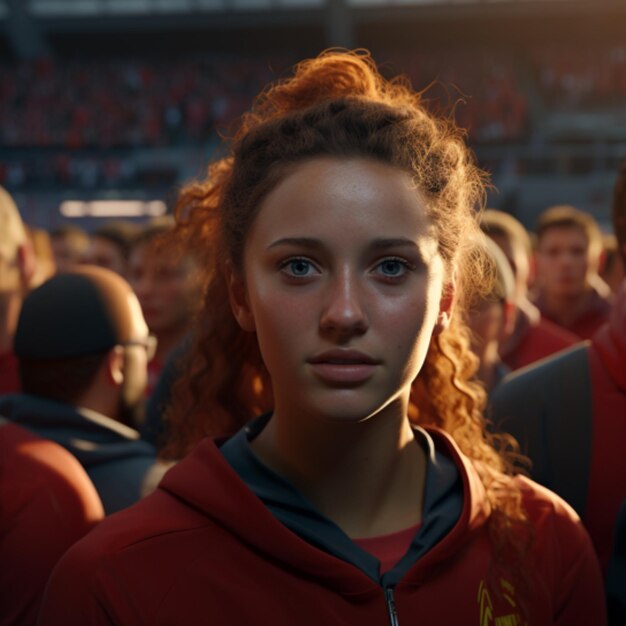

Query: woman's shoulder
[513,473,581,524]
[37,485,218,625]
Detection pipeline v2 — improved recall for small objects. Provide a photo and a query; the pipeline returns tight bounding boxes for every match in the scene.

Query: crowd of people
[1,50,625,625]
[534,43,626,109]
[3,44,625,194]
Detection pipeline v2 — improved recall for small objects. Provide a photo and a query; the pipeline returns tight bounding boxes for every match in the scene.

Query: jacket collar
[159,421,491,593]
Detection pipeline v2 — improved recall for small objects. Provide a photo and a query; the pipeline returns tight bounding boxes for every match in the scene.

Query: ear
[105,346,126,387]
[17,240,37,288]
[225,262,256,332]
[502,299,518,336]
[434,277,456,334]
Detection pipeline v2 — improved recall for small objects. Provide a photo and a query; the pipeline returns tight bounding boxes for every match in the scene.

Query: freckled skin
[230,157,447,428]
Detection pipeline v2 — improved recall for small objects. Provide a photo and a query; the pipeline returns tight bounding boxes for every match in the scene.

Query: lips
[307,350,380,384]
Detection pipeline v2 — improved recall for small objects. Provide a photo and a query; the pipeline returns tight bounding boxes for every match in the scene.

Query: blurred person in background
[0,418,103,626]
[0,186,35,395]
[532,204,612,340]
[128,217,202,396]
[467,237,515,395]
[491,158,626,585]
[84,220,139,279]
[600,232,625,295]
[481,209,578,370]
[0,266,158,515]
[50,224,90,273]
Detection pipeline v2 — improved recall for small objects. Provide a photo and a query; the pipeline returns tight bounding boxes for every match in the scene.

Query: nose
[319,267,369,339]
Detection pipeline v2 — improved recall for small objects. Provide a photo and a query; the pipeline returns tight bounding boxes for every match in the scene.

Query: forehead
[249,157,436,246]
[538,225,588,248]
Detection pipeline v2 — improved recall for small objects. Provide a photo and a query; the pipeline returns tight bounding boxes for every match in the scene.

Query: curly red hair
[164,53,530,594]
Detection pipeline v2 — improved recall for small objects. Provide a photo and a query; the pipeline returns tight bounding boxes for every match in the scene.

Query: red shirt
[355,523,422,574]
[0,422,104,626]
[534,287,612,341]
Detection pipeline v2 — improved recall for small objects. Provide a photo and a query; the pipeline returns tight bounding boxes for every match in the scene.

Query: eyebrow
[267,237,420,251]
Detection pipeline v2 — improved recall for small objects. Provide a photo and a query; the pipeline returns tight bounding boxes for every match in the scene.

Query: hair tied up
[243,49,404,131]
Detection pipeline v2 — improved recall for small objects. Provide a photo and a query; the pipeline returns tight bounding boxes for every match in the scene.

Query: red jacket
[38,427,605,625]
[0,421,103,626]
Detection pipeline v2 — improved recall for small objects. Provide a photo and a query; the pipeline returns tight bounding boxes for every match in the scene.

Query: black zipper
[385,587,399,626]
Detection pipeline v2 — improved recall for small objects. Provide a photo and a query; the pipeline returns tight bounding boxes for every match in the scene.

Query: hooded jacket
[491,285,626,573]
[38,424,605,625]
[0,393,156,515]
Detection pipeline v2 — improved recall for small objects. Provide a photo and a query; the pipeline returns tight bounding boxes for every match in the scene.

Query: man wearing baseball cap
[0,266,158,514]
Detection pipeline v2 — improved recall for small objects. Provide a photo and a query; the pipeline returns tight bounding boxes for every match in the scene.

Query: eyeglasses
[122,335,158,361]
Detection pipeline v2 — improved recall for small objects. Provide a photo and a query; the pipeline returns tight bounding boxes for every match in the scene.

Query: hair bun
[248,50,384,124]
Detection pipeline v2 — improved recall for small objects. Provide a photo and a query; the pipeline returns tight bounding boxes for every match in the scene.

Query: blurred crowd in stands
[2,45,625,192]
[0,56,279,149]
[534,44,626,109]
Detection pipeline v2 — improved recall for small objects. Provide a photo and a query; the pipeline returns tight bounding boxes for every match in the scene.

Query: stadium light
[59,200,168,218]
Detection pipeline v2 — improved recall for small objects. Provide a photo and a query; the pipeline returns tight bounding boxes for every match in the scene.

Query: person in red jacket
[480,209,579,370]
[532,204,612,340]
[0,419,103,626]
[38,51,605,625]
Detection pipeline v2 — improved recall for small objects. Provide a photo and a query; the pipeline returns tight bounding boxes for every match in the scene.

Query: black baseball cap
[14,266,136,360]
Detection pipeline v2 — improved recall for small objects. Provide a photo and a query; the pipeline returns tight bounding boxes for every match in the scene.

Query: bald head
[15,266,145,360]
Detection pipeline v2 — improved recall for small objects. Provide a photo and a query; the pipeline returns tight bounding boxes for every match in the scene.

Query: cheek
[383,280,441,367]
[252,290,311,357]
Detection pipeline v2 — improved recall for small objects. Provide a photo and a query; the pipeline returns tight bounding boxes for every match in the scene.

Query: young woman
[39,51,605,625]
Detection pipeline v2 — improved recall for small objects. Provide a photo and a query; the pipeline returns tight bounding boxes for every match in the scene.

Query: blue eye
[377,258,407,277]
[281,258,316,277]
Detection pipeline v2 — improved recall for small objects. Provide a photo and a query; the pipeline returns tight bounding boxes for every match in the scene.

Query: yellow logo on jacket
[477,578,524,626]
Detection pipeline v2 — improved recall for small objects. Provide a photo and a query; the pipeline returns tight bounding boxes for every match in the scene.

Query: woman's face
[229,157,448,424]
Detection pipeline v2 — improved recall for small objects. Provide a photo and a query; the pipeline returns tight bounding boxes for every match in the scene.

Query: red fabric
[501,315,579,371]
[534,288,612,340]
[0,350,20,395]
[0,422,103,626]
[38,428,605,625]
[354,523,422,574]
[586,286,626,572]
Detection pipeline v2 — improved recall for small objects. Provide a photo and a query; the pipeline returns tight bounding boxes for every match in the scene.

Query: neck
[541,285,594,326]
[252,400,426,538]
